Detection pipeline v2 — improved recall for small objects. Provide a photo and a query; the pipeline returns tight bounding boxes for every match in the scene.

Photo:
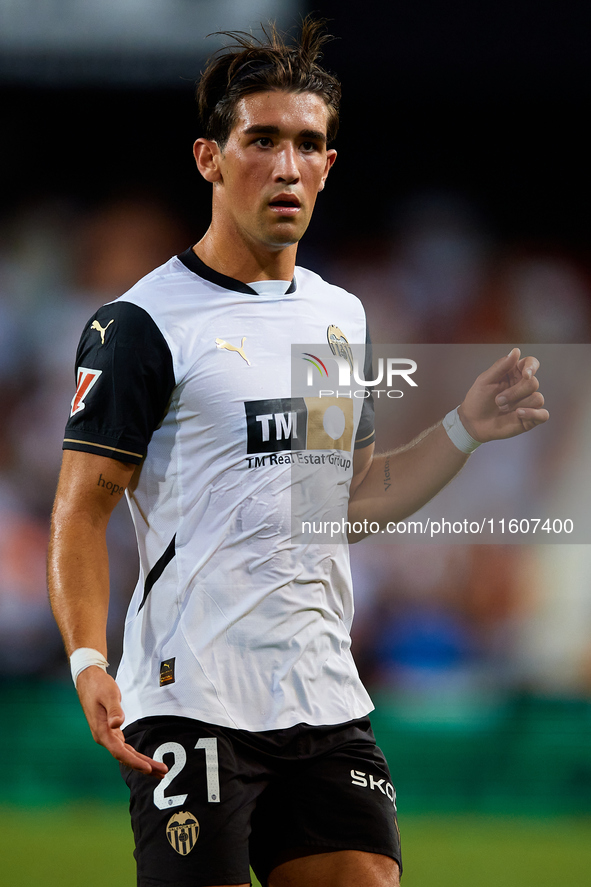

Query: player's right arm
[48,449,168,778]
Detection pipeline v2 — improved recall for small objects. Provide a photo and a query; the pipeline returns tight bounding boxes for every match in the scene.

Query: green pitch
[1,806,590,886]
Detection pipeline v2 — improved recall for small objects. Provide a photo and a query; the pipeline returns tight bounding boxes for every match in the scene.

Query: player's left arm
[350,443,375,498]
[348,348,549,539]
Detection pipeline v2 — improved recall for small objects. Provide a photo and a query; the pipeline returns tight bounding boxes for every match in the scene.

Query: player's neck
[194,225,297,284]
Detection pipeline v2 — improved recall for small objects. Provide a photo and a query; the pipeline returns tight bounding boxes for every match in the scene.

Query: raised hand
[458,347,549,442]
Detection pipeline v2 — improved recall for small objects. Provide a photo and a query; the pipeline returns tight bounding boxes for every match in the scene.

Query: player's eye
[254,137,274,148]
[301,141,319,153]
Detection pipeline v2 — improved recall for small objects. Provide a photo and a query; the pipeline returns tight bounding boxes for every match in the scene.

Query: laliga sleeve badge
[70,367,102,416]
[166,812,199,855]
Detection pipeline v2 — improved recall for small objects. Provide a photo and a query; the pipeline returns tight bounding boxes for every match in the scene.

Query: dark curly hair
[196,17,341,149]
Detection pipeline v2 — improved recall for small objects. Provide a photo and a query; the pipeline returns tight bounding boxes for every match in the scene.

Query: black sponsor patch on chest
[245,398,307,453]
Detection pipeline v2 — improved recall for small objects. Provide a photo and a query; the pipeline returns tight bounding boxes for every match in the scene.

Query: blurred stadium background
[1,1,590,884]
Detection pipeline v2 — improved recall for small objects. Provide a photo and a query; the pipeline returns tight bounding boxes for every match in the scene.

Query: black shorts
[122,715,402,887]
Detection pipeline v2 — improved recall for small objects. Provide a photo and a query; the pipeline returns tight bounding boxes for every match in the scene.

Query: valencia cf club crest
[166,811,199,856]
[327,325,354,373]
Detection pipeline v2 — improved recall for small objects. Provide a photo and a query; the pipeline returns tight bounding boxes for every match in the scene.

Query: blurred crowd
[1,189,590,708]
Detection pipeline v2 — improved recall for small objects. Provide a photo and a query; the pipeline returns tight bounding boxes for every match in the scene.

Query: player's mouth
[268,194,301,216]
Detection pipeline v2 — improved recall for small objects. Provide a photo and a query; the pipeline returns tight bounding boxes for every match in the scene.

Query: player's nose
[274,143,300,183]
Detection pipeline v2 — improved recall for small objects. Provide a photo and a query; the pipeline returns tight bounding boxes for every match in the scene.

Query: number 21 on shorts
[153,738,220,810]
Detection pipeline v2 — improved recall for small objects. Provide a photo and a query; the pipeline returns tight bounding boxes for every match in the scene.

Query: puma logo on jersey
[215,337,251,366]
[91,319,114,345]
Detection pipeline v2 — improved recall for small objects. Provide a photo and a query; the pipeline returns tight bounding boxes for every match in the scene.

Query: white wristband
[70,647,109,688]
[442,407,482,454]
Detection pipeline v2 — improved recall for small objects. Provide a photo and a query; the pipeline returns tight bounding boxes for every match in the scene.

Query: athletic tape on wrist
[442,407,482,454]
[70,647,109,687]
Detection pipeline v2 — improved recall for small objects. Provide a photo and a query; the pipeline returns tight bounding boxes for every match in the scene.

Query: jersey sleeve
[63,301,175,464]
[354,326,376,450]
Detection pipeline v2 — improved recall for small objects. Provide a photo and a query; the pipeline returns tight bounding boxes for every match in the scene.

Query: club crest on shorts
[166,811,199,855]
[327,325,354,372]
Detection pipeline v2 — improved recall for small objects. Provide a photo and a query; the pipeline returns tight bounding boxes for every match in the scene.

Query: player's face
[212,90,337,250]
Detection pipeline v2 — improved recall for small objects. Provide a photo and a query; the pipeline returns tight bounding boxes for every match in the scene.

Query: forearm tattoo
[383,459,391,493]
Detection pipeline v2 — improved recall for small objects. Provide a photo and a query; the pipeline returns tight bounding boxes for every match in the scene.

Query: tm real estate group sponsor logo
[243,397,354,469]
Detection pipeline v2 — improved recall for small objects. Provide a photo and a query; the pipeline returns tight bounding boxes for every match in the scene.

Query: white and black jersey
[64,248,376,732]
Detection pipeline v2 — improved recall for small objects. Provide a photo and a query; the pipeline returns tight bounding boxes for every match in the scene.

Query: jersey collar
[178,247,297,295]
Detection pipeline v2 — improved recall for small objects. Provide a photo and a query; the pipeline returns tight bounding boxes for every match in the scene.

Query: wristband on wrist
[70,647,109,688]
[442,407,482,454]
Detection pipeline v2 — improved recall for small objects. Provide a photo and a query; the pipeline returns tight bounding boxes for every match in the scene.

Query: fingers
[104,711,168,777]
[511,391,545,410]
[461,347,548,442]
[102,726,168,779]
[481,347,521,385]
[124,746,169,778]
[100,712,168,778]
[482,348,542,388]
[106,705,125,731]
[518,354,540,380]
[496,382,543,413]
[77,668,168,779]
[104,735,168,778]
[516,407,550,432]
[494,350,543,412]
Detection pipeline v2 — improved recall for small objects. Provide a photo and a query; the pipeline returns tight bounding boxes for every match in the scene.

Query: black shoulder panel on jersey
[63,301,175,464]
[355,326,376,450]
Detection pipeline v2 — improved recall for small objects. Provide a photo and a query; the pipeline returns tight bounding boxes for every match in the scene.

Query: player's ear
[318,148,337,192]
[193,138,223,184]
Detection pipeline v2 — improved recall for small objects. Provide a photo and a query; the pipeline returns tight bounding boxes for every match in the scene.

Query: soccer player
[47,18,548,887]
